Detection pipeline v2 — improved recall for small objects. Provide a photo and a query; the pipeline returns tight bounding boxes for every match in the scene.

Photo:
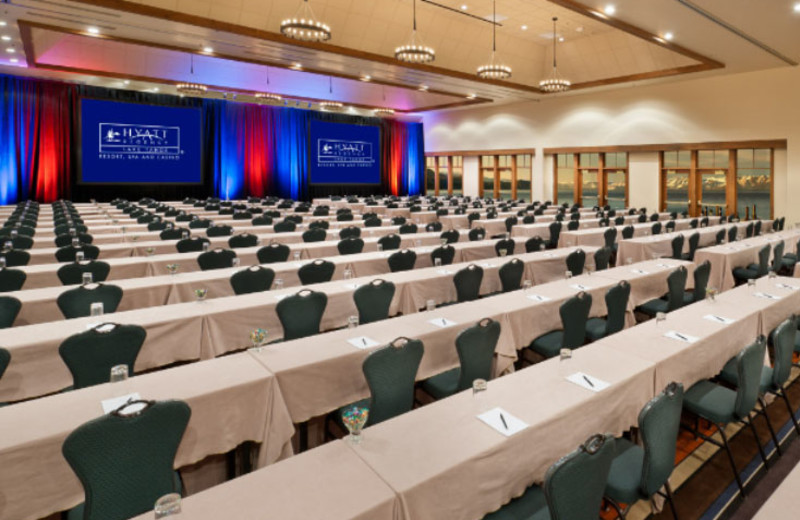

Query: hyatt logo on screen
[317,138,375,168]
[98,123,184,160]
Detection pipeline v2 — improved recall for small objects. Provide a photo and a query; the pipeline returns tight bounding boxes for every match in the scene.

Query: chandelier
[477,0,511,80]
[373,108,395,117]
[319,101,344,112]
[176,54,207,96]
[280,0,331,42]
[539,17,571,93]
[255,92,282,103]
[395,0,435,63]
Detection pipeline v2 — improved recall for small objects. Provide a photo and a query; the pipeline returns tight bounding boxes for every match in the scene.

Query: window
[579,153,599,208]
[437,156,449,195]
[451,156,463,196]
[516,154,532,202]
[481,156,495,198]
[604,152,628,209]
[661,151,691,215]
[697,150,728,215]
[425,156,436,195]
[498,155,513,200]
[555,154,575,205]
[736,149,772,219]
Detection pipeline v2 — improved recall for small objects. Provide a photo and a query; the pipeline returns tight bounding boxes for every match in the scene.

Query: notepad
[101,393,142,414]
[570,284,591,291]
[754,292,781,300]
[274,294,289,301]
[566,372,610,392]
[655,263,671,268]
[428,318,457,328]
[775,283,799,291]
[477,408,528,437]
[527,294,551,302]
[664,330,698,343]
[347,337,380,350]
[436,269,454,275]
[344,283,361,290]
[632,269,649,275]
[480,263,494,268]
[704,314,735,325]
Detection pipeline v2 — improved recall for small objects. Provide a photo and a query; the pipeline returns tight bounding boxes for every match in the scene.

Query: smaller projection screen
[79,98,203,184]
[308,120,381,185]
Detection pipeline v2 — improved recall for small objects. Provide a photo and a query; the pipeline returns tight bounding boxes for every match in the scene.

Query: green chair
[388,249,416,272]
[56,284,124,319]
[252,216,273,226]
[605,383,684,520]
[682,338,768,495]
[373,234,398,252]
[585,281,630,342]
[715,229,726,245]
[669,235,684,260]
[567,220,579,231]
[273,221,297,233]
[59,324,147,389]
[780,238,800,270]
[230,266,275,295]
[565,249,586,276]
[176,237,209,253]
[197,249,237,271]
[257,243,290,264]
[390,216,406,226]
[147,221,168,231]
[302,228,327,243]
[594,247,612,271]
[528,292,592,359]
[604,227,617,252]
[482,434,614,520]
[364,217,382,228]
[228,233,259,249]
[0,267,26,292]
[337,237,365,255]
[651,222,662,235]
[494,238,515,257]
[421,319,500,400]
[309,220,330,230]
[275,290,327,341]
[0,347,9,381]
[336,213,355,222]
[399,223,418,234]
[354,279,396,324]
[0,295,21,328]
[298,260,335,285]
[453,264,483,303]
[57,260,111,286]
[745,222,754,238]
[719,318,800,452]
[499,258,524,292]
[431,245,455,266]
[732,244,770,283]
[55,245,100,263]
[621,225,635,240]
[335,337,424,428]
[682,232,700,261]
[62,400,191,520]
[727,226,737,243]
[206,225,233,237]
[525,236,544,253]
[426,221,443,232]
[635,266,687,317]
[545,222,562,249]
[54,223,87,235]
[4,235,33,250]
[770,241,784,273]
[440,229,460,244]
[469,227,486,241]
[683,260,711,304]
[339,226,361,239]
[159,228,185,240]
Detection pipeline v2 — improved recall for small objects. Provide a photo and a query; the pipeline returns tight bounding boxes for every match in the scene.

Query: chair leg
[745,415,769,465]
[778,390,800,436]
[665,482,679,520]
[606,498,627,519]
[718,425,746,496]
[757,397,782,456]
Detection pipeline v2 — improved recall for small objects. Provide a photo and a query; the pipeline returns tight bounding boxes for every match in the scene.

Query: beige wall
[422,65,799,222]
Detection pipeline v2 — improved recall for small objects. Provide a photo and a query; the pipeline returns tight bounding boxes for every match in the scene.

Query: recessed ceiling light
[0,21,6,27]
[87,26,100,35]
[603,5,616,15]
[203,46,213,53]
[460,4,468,10]
[794,2,800,12]
[10,58,18,63]
[419,84,429,91]
[521,25,528,30]
[664,32,674,41]
[5,48,14,53]
[360,74,371,81]
[1,36,10,41]
[576,26,584,33]
[290,62,302,70]
[466,93,476,99]
[123,80,130,85]
[152,87,159,92]
[559,36,565,42]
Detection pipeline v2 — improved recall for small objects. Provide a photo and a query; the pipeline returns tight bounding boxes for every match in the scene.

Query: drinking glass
[415,239,422,247]
[434,257,442,267]
[341,405,369,445]
[559,348,573,377]
[202,242,210,252]
[82,272,93,285]
[146,248,155,257]
[0,258,6,269]
[181,231,189,239]
[194,288,208,302]
[90,302,104,317]
[523,279,532,290]
[499,249,508,257]
[344,268,353,280]
[71,238,80,247]
[274,278,284,290]
[656,312,666,326]
[426,299,436,311]
[768,270,777,279]
[747,279,756,290]
[154,493,182,518]
[231,257,240,268]
[166,264,179,276]
[377,243,383,252]
[348,315,359,329]
[293,251,301,261]
[565,271,572,279]
[109,364,128,383]
[626,257,633,265]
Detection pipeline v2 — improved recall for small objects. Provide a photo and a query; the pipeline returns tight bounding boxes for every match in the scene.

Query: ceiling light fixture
[87,26,100,35]
[477,0,512,80]
[360,74,371,81]
[794,2,800,12]
[466,93,477,100]
[521,25,528,30]
[664,32,674,41]
[153,88,160,92]
[5,48,14,53]
[10,58,18,63]
[461,4,468,10]
[418,84,429,91]
[176,54,208,96]
[281,0,331,42]
[373,107,395,117]
[0,21,6,27]
[255,92,282,103]
[1,36,10,41]
[603,5,616,15]
[290,62,303,70]
[123,80,130,85]
[395,0,435,63]
[203,46,214,53]
[539,17,570,93]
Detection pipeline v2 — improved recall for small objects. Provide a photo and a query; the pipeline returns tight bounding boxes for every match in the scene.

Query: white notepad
[664,330,699,343]
[754,292,781,300]
[428,318,458,328]
[775,283,799,291]
[347,337,380,350]
[527,294,551,302]
[344,283,361,290]
[632,269,649,275]
[570,283,591,291]
[704,314,735,325]
[274,294,288,301]
[436,269,454,275]
[101,393,142,414]
[477,407,528,437]
[566,372,610,392]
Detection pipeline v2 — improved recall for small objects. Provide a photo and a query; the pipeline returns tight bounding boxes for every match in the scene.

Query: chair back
[206,225,233,237]
[335,237,363,255]
[727,226,737,242]
[197,249,237,271]
[57,260,111,286]
[566,249,586,276]
[339,226,361,239]
[494,238,515,257]
[159,228,185,240]
[548,222,562,245]
[378,234,401,251]
[388,249,416,272]
[745,222,754,238]
[499,259,524,292]
[454,318,501,391]
[670,235,684,260]
[276,290,327,340]
[755,244,770,276]
[298,260,336,285]
[772,242,784,271]
[55,245,100,263]
[560,292,593,349]
[0,267,26,292]
[544,434,615,520]
[468,227,485,241]
[638,382,685,497]
[733,338,768,420]
[257,243,290,264]
[603,228,617,249]
[251,216,273,226]
[525,236,544,253]
[651,222,662,235]
[0,347,9,380]
[440,229,460,244]
[363,338,424,426]
[302,228,327,243]
[453,264,483,302]
[309,220,330,230]
[227,234,258,249]
[336,213,354,222]
[176,237,209,253]
[62,400,191,520]
[230,266,275,295]
[57,284,124,319]
[665,267,687,311]
[621,225,634,240]
[390,216,406,226]
[504,217,518,232]
[684,232,700,261]
[431,245,455,266]
[754,220,762,236]
[594,247,612,271]
[273,221,297,233]
[59,324,147,389]
[354,279,396,325]
[0,295,21,328]
[567,220,579,231]
[690,219,698,229]
[603,281,630,336]
[426,221,443,232]
[399,223,418,235]
[715,229,726,245]
[769,317,797,389]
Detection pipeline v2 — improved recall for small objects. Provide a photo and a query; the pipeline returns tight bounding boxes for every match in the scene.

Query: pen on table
[362,338,366,346]
[582,375,595,388]
[499,412,508,430]
[442,318,447,326]
[675,332,688,341]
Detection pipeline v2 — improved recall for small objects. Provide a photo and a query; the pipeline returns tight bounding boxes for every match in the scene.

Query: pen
[499,413,508,430]
[362,338,366,345]
[442,318,447,326]
[711,315,725,323]
[582,375,595,388]
[674,332,688,341]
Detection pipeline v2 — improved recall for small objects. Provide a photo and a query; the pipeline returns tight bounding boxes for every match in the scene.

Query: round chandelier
[255,92,282,103]
[373,108,395,117]
[477,0,512,80]
[280,0,331,42]
[176,83,207,96]
[319,101,344,112]
[539,17,571,93]
[395,0,435,63]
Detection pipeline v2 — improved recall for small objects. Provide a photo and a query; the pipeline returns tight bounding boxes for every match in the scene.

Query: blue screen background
[80,98,202,183]
[308,120,381,185]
